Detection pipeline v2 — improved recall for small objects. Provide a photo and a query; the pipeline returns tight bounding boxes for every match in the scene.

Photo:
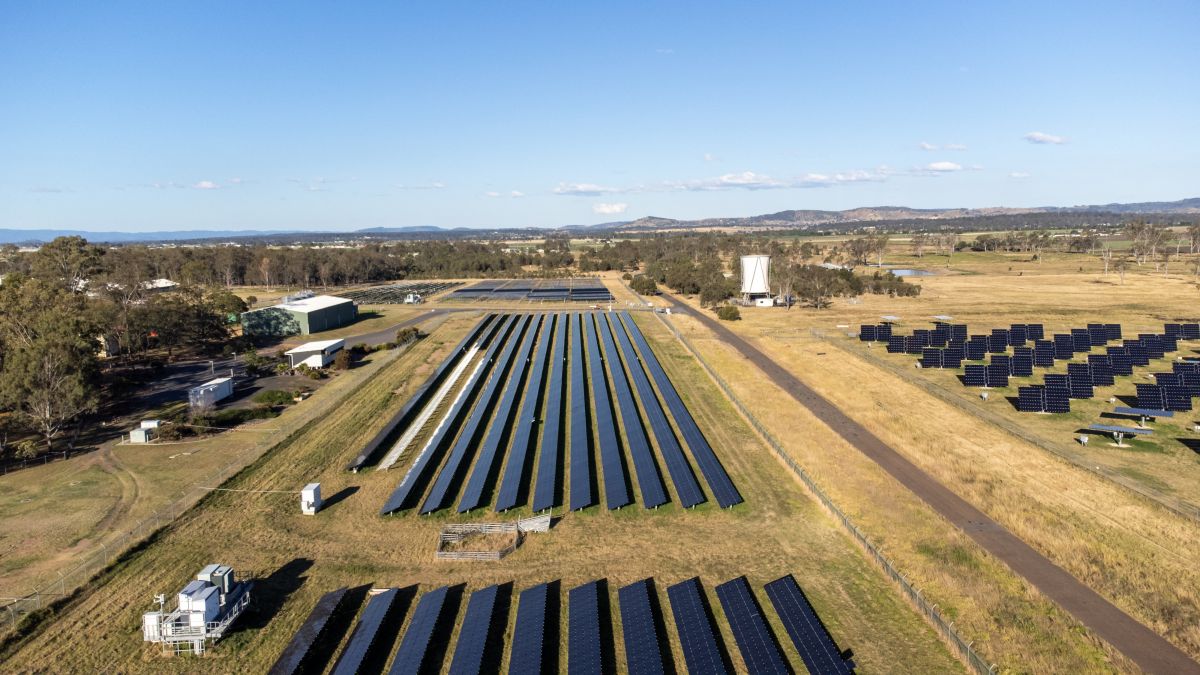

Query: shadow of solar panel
[389,586,450,675]
[858,325,877,341]
[1164,385,1193,412]
[418,315,530,515]
[1182,323,1200,340]
[509,583,554,675]
[963,365,987,387]
[986,363,1009,388]
[584,314,631,510]
[459,314,544,513]
[383,316,518,515]
[667,578,729,675]
[598,314,667,508]
[1017,386,1046,412]
[886,336,905,353]
[269,587,354,675]
[568,580,605,675]
[966,340,987,361]
[1087,323,1108,346]
[764,575,854,675]
[618,580,667,675]
[1033,340,1055,367]
[568,314,596,511]
[332,588,405,675]
[1045,386,1071,413]
[1025,323,1045,341]
[714,577,788,675]
[613,314,705,508]
[1136,384,1166,410]
[621,312,742,508]
[497,315,556,512]
[449,585,503,675]
[533,315,567,512]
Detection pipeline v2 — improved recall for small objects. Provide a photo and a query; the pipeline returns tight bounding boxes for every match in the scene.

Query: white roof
[198,377,232,387]
[285,339,345,355]
[276,294,353,313]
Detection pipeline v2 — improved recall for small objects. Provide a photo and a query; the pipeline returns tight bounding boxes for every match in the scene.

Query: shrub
[622,272,633,281]
[333,350,351,370]
[630,275,658,295]
[716,305,741,321]
[252,389,295,407]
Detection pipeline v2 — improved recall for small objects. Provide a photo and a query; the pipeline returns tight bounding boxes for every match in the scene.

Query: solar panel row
[568,314,596,511]
[618,579,667,675]
[764,575,854,674]
[715,576,789,675]
[268,587,353,675]
[584,313,632,510]
[568,580,604,675]
[509,583,551,675]
[332,588,405,675]
[389,585,450,675]
[448,584,501,675]
[666,578,729,675]
[532,314,567,513]
[496,315,556,511]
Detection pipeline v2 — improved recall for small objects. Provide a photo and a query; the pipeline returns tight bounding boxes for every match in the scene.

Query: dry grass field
[665,246,1200,667]
[0,309,961,674]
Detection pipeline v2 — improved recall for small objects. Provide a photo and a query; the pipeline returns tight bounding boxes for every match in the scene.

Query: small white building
[130,427,156,444]
[189,377,234,410]
[404,293,423,304]
[301,483,323,515]
[285,339,345,369]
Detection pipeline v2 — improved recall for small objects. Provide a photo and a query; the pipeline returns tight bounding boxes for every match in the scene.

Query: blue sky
[1,2,1197,231]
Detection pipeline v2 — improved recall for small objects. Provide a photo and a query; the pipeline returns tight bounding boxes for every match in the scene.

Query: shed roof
[285,339,346,355]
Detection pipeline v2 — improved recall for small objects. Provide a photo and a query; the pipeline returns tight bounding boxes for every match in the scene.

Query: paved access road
[662,293,1199,675]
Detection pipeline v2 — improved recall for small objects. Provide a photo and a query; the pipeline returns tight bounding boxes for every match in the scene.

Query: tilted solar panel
[497,315,556,511]
[1181,372,1200,398]
[1087,323,1108,347]
[1164,323,1183,338]
[876,323,892,340]
[963,365,987,387]
[942,351,963,369]
[1088,359,1115,387]
[1045,386,1071,413]
[584,314,632,510]
[1033,340,1056,367]
[1164,385,1193,412]
[1105,323,1122,341]
[388,586,450,675]
[763,575,854,675]
[859,325,877,341]
[618,579,667,675]
[509,583,552,675]
[667,578,728,675]
[1162,334,1179,353]
[1009,324,1027,346]
[1012,347,1034,377]
[1182,323,1200,340]
[569,314,596,510]
[990,354,1012,376]
[921,348,942,369]
[966,339,987,361]
[886,335,906,353]
[1126,341,1150,367]
[533,314,567,512]
[1108,346,1134,375]
[1138,334,1165,359]
[448,585,502,675]
[1017,385,1046,412]
[986,363,1009,388]
[568,580,604,675]
[331,588,405,675]
[620,312,742,508]
[612,314,706,508]
[1136,384,1166,410]
[1025,323,1045,341]
[268,587,353,675]
[598,314,668,508]
[1071,328,1092,353]
[714,577,788,675]
[988,334,1007,354]
[951,324,968,341]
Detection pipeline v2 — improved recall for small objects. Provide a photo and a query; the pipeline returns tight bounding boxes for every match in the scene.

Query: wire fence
[0,449,78,477]
[653,311,997,675]
[0,347,408,635]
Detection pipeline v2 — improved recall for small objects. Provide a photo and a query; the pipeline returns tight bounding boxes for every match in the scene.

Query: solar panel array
[277,575,853,675]
[379,311,742,515]
[450,278,614,302]
[337,281,461,304]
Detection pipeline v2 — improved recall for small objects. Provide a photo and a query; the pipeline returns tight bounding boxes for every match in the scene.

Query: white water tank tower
[740,255,771,297]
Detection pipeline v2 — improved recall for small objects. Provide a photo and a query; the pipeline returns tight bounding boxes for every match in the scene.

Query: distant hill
[2,197,1195,244]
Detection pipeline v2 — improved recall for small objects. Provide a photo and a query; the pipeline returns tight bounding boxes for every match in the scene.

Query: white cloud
[484,191,501,198]
[919,142,938,151]
[593,202,628,215]
[554,182,626,196]
[920,142,967,151]
[1024,131,1066,145]
[193,180,220,190]
[396,182,446,190]
[925,161,963,172]
[510,190,524,198]
[945,143,968,151]
[704,153,718,162]
[1009,171,1031,179]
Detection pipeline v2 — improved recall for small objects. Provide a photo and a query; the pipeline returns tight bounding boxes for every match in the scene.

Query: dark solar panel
[621,312,742,508]
[942,351,962,369]
[714,576,788,675]
[497,315,556,511]
[533,314,567,512]
[1053,334,1075,360]
[1071,328,1092,352]
[585,313,632,510]
[1045,386,1071,413]
[1182,372,1200,398]
[612,314,705,508]
[418,315,530,514]
[618,579,667,675]
[1066,363,1094,399]
[859,325,877,341]
[1106,323,1122,341]
[1164,323,1183,338]
[1012,347,1034,377]
[1017,385,1046,412]
[1088,356,1115,387]
[1108,346,1134,376]
[963,364,987,387]
[569,314,596,510]
[1138,334,1165,359]
[929,330,948,348]
[990,354,1012,376]
[1162,334,1179,353]
[986,363,1009,388]
[921,348,942,369]
[1024,323,1045,341]
[952,324,968,341]
[902,336,922,355]
[990,329,1009,352]
[1182,323,1200,340]
[966,339,987,361]
[382,316,517,515]
[448,585,502,675]
[1033,340,1055,367]
[1126,341,1150,367]
[876,323,892,340]
[1136,384,1166,410]
[509,583,552,675]
[388,586,450,675]
[459,314,544,512]
[332,588,404,675]
[1009,324,1027,346]
[911,330,930,348]
[667,578,728,675]
[268,587,353,675]
[1155,373,1181,388]
[1164,385,1193,412]
[1087,323,1109,346]
[598,314,667,508]
[764,575,854,675]
[886,335,905,353]
[568,580,604,675]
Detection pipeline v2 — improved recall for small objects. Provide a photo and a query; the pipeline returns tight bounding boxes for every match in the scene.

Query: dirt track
[663,293,1200,675]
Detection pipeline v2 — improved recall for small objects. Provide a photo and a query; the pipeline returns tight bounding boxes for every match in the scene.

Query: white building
[189,377,234,410]
[285,339,345,369]
[740,255,771,299]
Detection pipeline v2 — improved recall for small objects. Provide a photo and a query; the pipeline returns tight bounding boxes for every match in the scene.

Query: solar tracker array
[337,281,461,304]
[874,320,1200,415]
[276,575,853,675]
[379,311,742,515]
[450,278,614,302]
